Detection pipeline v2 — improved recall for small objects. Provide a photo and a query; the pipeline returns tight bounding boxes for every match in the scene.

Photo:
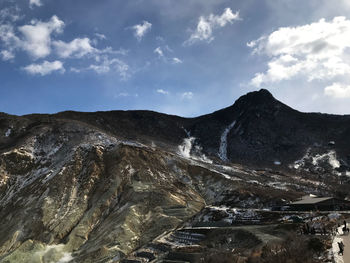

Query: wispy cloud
[54,37,128,59]
[0,50,14,60]
[23,60,64,76]
[114,92,138,98]
[0,6,22,23]
[94,33,106,40]
[154,47,164,57]
[185,8,240,45]
[172,57,182,64]
[181,91,193,99]
[29,0,42,8]
[132,21,152,41]
[72,56,130,80]
[156,89,169,95]
[153,46,183,65]
[0,24,19,61]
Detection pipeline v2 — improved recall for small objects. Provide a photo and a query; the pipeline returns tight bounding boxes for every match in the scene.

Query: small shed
[289,195,350,211]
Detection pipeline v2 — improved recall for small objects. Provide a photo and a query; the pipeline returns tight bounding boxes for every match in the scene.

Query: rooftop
[291,196,333,205]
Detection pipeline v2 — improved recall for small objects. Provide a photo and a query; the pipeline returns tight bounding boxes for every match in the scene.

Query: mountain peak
[257,88,273,95]
[238,89,275,104]
[227,89,280,115]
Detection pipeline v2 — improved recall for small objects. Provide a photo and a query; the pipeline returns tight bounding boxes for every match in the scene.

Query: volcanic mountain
[0,89,349,262]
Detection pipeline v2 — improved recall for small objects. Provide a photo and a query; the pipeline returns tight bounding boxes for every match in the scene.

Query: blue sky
[1,0,350,116]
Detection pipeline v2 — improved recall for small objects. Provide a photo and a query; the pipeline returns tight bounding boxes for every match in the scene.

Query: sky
[1,0,350,117]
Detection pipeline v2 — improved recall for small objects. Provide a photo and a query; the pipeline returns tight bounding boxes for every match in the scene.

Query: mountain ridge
[3,88,350,119]
[2,89,350,167]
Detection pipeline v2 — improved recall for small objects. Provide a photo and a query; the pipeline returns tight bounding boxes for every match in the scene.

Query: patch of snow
[5,128,11,137]
[332,227,344,263]
[121,140,145,148]
[247,180,262,185]
[205,166,241,181]
[207,205,230,211]
[218,121,236,161]
[267,181,289,191]
[217,164,250,175]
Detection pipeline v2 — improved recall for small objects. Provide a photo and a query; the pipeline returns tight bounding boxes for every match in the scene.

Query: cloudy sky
[1,0,350,116]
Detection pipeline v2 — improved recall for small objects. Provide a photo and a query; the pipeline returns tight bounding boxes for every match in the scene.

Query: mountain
[0,89,349,263]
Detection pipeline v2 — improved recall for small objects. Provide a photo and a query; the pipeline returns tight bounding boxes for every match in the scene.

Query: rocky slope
[0,89,349,262]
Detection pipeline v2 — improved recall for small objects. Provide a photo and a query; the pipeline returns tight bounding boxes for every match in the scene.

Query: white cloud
[0,24,19,46]
[1,50,14,60]
[29,0,42,8]
[0,24,20,60]
[117,92,129,97]
[181,91,193,99]
[114,92,138,98]
[156,89,169,95]
[18,15,64,59]
[172,57,182,64]
[132,21,152,41]
[154,47,164,57]
[23,60,64,76]
[324,83,350,98]
[248,17,350,91]
[0,16,64,60]
[0,12,129,80]
[53,38,95,58]
[0,15,124,65]
[185,8,240,45]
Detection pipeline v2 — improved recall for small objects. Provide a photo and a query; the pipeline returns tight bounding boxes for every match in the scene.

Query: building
[289,195,350,211]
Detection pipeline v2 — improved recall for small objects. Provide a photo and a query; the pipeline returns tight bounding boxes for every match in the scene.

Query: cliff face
[0,89,349,262]
[0,121,206,262]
